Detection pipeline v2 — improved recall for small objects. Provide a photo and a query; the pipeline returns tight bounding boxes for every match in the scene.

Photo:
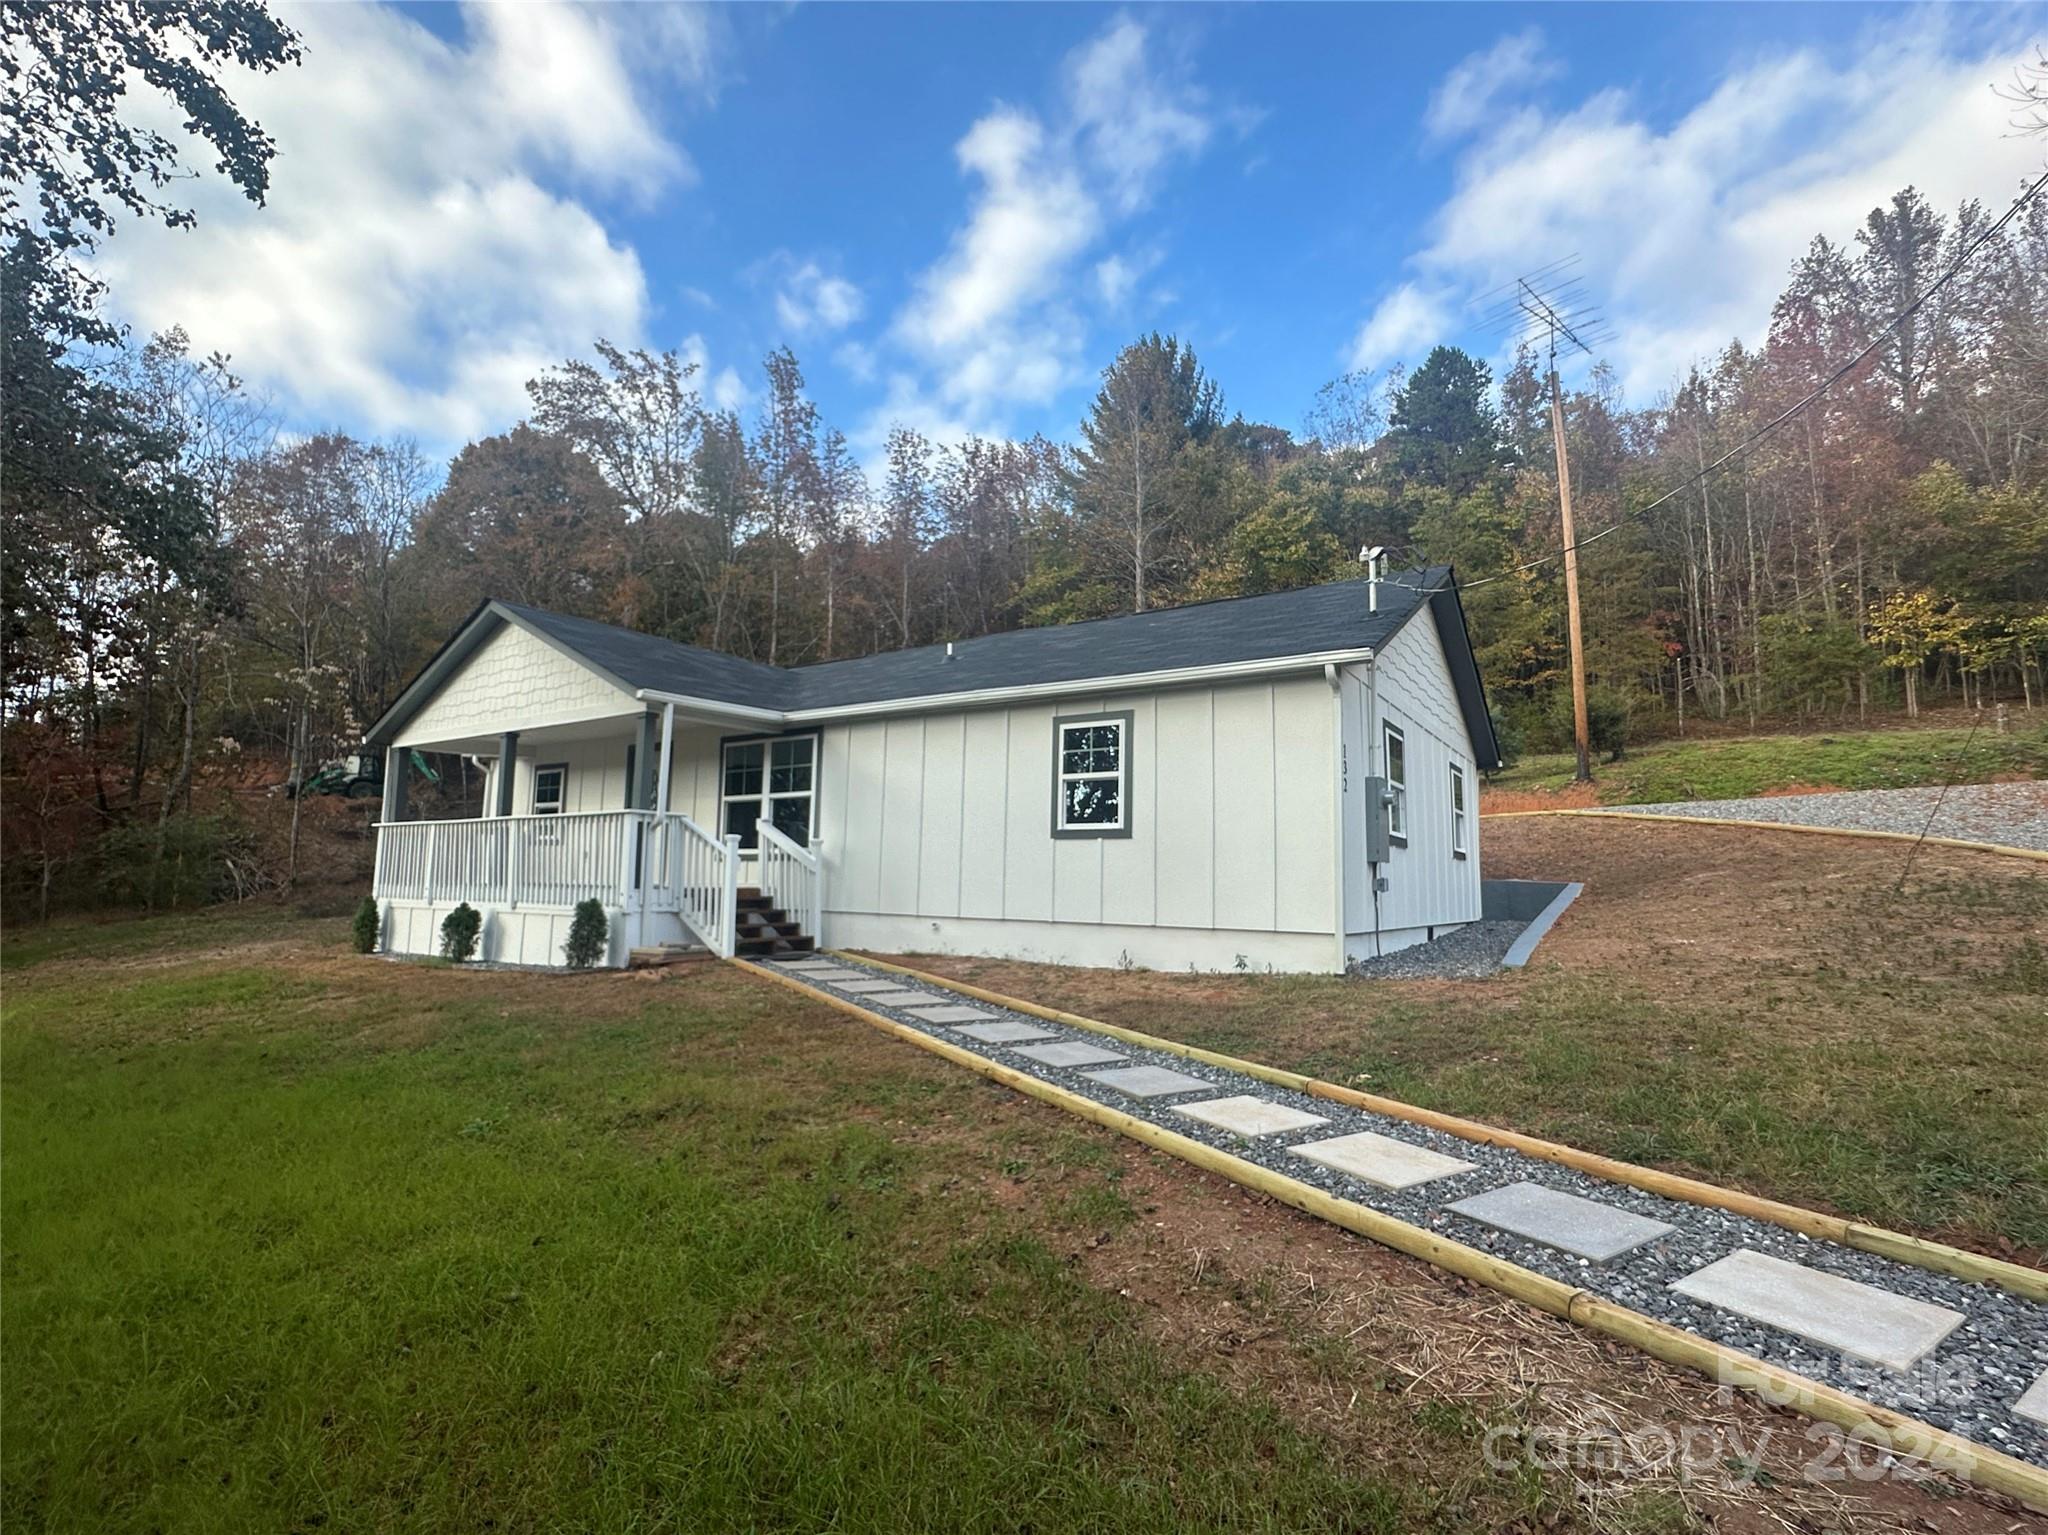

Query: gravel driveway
[1590,780,2048,853]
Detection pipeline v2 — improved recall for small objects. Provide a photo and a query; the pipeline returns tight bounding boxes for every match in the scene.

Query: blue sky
[96,2,2047,466]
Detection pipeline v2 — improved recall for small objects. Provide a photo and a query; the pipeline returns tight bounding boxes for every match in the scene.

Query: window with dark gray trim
[1383,723,1407,842]
[1053,713,1132,837]
[1449,762,1468,857]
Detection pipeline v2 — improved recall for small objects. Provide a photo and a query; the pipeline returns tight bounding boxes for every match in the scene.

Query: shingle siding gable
[393,622,638,746]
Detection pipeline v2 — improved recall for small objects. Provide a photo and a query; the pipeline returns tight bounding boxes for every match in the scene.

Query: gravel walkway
[1347,919,1524,979]
[764,953,2048,1468]
[1591,781,2048,854]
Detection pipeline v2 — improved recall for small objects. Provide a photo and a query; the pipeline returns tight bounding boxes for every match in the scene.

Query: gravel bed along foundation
[765,955,2048,1467]
[1347,919,1525,979]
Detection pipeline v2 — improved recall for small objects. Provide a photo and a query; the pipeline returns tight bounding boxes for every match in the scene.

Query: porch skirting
[379,898,693,968]
[821,911,1344,976]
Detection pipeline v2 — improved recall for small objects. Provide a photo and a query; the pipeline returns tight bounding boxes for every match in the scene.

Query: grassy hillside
[1487,721,2048,806]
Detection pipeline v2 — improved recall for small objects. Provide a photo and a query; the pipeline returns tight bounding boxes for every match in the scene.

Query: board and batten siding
[813,676,1340,972]
[1339,606,1482,959]
[393,622,638,748]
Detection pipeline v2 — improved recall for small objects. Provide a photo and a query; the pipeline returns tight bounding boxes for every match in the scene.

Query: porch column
[655,702,675,816]
[635,712,659,810]
[382,746,408,822]
[495,731,518,817]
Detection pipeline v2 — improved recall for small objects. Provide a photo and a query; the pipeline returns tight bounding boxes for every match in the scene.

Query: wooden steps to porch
[732,886,816,959]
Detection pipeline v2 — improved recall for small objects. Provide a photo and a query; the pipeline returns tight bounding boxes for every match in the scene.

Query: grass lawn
[3,913,1627,1534]
[1485,721,2048,806]
[887,818,2048,1261]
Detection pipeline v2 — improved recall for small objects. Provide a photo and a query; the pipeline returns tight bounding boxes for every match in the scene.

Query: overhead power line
[1381,164,2048,599]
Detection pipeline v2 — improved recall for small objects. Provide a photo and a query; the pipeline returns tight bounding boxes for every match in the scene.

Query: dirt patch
[1481,782,1608,813]
[1480,816,2046,1000]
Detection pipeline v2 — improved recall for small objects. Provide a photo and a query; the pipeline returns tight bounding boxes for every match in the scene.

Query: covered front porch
[369,704,822,968]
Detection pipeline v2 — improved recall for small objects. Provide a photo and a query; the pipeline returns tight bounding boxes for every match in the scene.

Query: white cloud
[770,259,866,337]
[834,340,879,384]
[1066,16,1210,215]
[898,109,1098,360]
[90,0,716,451]
[1093,246,1165,309]
[1095,254,1136,307]
[1374,15,2046,398]
[1346,282,1453,373]
[1425,28,1561,144]
[882,15,1212,441]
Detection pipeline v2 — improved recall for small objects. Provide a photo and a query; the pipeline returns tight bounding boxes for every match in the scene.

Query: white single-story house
[361,563,1501,972]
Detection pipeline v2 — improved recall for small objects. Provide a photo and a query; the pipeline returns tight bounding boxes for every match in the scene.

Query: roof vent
[1361,545,1385,613]
[945,641,956,660]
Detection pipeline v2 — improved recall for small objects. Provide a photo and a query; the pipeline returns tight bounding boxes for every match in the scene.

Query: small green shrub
[563,898,608,968]
[351,897,381,954]
[439,902,482,963]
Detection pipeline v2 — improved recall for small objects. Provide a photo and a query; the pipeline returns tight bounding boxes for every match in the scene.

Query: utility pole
[1547,353,1591,782]
[1499,268,1606,783]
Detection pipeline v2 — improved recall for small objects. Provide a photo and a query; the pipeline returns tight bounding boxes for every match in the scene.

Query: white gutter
[631,689,786,726]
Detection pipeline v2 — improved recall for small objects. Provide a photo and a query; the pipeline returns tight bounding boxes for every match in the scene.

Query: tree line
[4,5,2044,918]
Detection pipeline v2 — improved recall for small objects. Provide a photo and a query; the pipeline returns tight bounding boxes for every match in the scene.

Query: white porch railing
[373,809,742,957]
[662,815,742,958]
[757,819,822,944]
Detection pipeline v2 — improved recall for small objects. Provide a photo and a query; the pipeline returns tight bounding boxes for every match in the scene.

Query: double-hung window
[722,735,816,848]
[1449,763,1468,857]
[1383,723,1407,843]
[1053,713,1131,837]
[533,764,567,816]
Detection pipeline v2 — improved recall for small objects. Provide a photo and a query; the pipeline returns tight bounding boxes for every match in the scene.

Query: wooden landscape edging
[738,957,2048,1510]
[1479,807,2048,864]
[837,953,2048,1306]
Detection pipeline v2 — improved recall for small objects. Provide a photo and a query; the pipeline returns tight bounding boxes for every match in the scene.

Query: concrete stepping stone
[901,1004,1001,1024]
[1668,1249,1966,1371]
[948,1020,1056,1044]
[797,968,869,982]
[1447,1181,1676,1262]
[862,989,942,1007]
[1172,1095,1329,1138]
[1289,1131,1478,1190]
[1011,1041,1128,1069]
[1081,1064,1214,1099]
[831,978,909,994]
[2016,1368,2048,1430]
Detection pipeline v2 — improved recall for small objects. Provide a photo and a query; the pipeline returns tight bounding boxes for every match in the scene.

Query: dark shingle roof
[498,602,797,710]
[372,568,1500,765]
[784,570,1443,708]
